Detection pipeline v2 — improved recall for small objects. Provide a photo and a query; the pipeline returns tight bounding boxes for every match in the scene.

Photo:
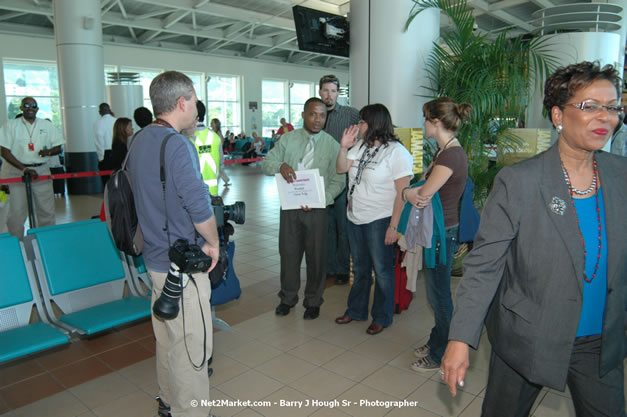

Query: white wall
[0,33,349,134]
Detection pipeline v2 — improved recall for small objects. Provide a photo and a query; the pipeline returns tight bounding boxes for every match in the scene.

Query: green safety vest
[192,128,221,195]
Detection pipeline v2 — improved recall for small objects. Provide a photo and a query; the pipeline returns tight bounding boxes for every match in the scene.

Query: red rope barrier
[0,157,263,184]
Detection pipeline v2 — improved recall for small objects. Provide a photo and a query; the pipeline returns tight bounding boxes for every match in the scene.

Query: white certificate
[275,169,326,210]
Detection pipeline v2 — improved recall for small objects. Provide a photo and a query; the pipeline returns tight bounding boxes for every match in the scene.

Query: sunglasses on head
[23,103,38,109]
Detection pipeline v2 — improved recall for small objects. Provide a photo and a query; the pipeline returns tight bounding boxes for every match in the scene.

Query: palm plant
[406,0,557,204]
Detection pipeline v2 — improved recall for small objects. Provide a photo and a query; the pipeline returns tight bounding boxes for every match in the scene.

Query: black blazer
[449,144,627,390]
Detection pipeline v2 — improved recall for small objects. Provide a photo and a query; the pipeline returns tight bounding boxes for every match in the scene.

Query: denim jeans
[327,189,350,275]
[345,217,395,327]
[425,226,459,364]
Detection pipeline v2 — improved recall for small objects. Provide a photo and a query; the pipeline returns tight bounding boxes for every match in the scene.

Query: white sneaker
[411,356,440,372]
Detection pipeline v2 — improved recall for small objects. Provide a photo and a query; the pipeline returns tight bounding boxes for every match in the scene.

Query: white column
[527,32,621,152]
[350,0,438,128]
[54,0,104,193]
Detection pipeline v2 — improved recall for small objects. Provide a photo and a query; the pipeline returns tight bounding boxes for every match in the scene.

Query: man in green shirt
[262,98,345,320]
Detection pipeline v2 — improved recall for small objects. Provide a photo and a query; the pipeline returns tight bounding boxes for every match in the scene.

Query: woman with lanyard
[404,97,471,371]
[334,103,413,335]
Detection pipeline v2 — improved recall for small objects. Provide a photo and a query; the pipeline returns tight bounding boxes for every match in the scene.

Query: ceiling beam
[139,30,162,43]
[134,9,173,20]
[247,33,296,58]
[531,0,554,8]
[0,12,25,22]
[129,0,295,31]
[469,0,534,32]
[116,0,128,19]
[163,10,190,29]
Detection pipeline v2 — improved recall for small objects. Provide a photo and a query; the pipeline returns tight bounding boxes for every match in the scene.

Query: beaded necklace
[561,158,602,283]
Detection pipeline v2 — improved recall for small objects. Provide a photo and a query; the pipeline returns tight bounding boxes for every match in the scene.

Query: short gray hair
[149,71,195,116]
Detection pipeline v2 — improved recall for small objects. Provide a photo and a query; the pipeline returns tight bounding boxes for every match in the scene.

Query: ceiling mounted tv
[292,5,349,58]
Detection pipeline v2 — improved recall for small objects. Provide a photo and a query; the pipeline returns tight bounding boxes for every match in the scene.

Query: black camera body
[168,239,212,274]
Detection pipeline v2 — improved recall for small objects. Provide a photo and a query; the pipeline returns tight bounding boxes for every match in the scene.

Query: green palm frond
[406,0,557,205]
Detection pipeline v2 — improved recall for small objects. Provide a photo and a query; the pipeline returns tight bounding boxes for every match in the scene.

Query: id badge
[28,142,35,151]
[297,162,305,171]
[347,197,353,213]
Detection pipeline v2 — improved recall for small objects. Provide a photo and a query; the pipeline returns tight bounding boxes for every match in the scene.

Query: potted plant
[406,0,557,204]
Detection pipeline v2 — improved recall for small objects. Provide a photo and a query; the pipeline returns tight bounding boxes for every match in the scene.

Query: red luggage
[394,245,412,313]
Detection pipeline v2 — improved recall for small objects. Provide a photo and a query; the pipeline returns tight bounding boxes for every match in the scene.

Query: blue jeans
[345,217,395,327]
[425,226,459,363]
[327,189,350,275]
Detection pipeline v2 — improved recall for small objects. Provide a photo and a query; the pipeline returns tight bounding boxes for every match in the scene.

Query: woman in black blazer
[441,61,627,416]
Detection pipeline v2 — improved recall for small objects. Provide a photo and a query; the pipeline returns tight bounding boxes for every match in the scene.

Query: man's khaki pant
[149,269,213,417]
[2,162,55,238]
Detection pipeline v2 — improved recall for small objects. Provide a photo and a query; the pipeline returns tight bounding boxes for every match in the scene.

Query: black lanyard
[348,143,383,206]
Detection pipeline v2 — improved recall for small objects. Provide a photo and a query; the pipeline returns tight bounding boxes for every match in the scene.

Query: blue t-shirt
[574,188,607,337]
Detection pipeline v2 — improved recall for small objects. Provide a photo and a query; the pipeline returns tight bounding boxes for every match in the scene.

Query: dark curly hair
[423,97,472,133]
[359,103,398,147]
[543,61,621,124]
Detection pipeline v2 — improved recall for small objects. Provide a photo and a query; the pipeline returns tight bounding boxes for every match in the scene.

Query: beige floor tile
[336,384,401,417]
[116,357,156,387]
[406,380,475,417]
[315,324,371,350]
[289,368,356,401]
[223,340,282,368]
[209,354,251,386]
[76,412,97,417]
[385,405,442,417]
[286,316,339,338]
[11,391,88,417]
[253,386,314,417]
[532,392,576,417]
[288,339,346,366]
[350,336,407,363]
[322,351,385,382]
[255,353,317,384]
[457,395,483,417]
[90,389,155,417]
[233,407,264,416]
[362,365,429,399]
[257,327,312,352]
[209,388,246,417]
[309,407,352,417]
[217,369,283,402]
[68,373,138,410]
[213,330,257,355]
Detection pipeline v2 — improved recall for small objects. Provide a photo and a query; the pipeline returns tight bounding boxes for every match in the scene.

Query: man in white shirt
[93,102,116,163]
[0,97,64,237]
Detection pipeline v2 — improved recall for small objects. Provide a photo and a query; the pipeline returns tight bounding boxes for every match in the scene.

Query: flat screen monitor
[292,5,349,58]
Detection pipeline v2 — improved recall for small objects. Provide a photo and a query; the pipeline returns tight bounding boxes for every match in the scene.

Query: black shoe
[275,303,292,316]
[335,274,349,285]
[303,307,320,320]
[156,396,171,417]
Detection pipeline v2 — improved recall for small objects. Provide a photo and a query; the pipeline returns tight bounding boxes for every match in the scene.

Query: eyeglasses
[23,103,38,109]
[565,101,624,116]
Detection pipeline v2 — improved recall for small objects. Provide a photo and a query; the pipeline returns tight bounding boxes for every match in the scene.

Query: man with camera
[262,97,345,320]
[127,71,219,417]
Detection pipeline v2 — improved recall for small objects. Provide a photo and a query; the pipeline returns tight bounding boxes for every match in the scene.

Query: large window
[289,81,314,129]
[207,75,241,134]
[4,60,61,127]
[120,67,162,113]
[262,79,287,137]
[183,71,204,104]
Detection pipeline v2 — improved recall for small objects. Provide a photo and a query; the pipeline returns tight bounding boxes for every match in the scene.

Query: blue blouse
[573,188,608,337]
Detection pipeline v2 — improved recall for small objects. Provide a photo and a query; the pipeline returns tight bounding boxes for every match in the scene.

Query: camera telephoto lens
[224,201,245,224]
[153,265,183,320]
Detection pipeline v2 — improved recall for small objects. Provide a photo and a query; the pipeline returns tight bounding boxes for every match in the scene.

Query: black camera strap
[159,132,208,371]
[159,133,176,248]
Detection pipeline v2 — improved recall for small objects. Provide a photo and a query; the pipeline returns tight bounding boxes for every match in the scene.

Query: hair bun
[455,103,473,122]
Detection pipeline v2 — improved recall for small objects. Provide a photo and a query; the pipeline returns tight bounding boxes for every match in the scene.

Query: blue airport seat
[0,236,69,363]
[29,221,150,335]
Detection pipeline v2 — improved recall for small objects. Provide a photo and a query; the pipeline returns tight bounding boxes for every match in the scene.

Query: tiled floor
[1,163,623,417]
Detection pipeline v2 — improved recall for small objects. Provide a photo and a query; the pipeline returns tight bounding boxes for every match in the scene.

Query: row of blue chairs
[0,219,151,364]
[0,219,243,364]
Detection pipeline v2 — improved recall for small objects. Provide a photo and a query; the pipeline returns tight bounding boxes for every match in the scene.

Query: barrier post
[23,173,37,229]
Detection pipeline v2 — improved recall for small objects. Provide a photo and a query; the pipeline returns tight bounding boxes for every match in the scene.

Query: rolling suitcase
[394,245,412,313]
